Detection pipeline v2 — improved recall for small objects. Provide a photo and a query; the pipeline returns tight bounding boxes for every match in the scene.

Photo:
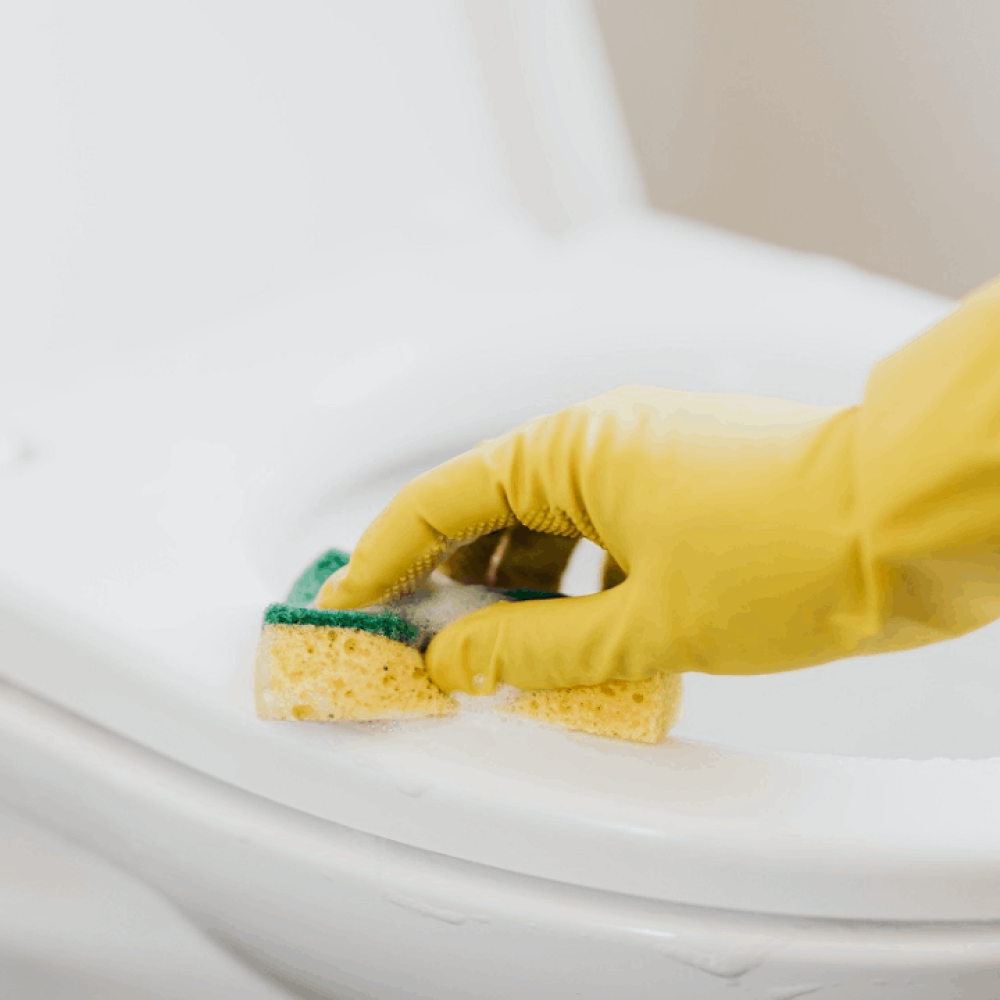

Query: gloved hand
[318,277,1000,694]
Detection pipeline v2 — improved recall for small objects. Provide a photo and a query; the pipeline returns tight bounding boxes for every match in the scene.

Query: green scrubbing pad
[262,548,419,645]
[262,548,562,644]
[285,547,349,605]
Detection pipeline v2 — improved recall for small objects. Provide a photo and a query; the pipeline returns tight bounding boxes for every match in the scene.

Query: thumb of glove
[425,581,660,694]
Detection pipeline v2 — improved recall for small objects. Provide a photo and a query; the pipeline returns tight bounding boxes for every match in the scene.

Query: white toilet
[3,3,1000,998]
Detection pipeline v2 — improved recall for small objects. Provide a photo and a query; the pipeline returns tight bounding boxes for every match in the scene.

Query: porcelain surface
[4,2,999,994]
[4,216,998,924]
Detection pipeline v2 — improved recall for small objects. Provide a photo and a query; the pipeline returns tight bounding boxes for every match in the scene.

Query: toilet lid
[4,216,998,922]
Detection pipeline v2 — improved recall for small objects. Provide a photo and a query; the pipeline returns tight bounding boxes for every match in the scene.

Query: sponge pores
[255,622,456,721]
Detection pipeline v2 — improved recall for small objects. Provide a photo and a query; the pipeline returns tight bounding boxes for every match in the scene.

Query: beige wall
[595,0,1000,297]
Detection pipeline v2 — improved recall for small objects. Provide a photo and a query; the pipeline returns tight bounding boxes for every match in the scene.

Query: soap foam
[363,571,513,650]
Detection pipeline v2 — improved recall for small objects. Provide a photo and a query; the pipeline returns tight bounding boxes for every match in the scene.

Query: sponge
[255,550,456,721]
[255,549,683,743]
[504,673,682,744]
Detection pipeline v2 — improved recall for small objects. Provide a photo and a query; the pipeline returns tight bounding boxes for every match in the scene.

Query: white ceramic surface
[7,217,996,925]
[0,806,296,1000]
[4,218,1000,998]
[3,676,1000,1000]
[3,1,1000,996]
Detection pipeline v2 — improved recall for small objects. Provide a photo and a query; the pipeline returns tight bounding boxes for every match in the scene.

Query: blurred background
[1,1,996,997]
[596,0,1000,297]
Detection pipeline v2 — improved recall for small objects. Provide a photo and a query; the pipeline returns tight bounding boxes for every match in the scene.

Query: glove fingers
[442,526,578,591]
[317,449,519,609]
[426,582,657,694]
[316,407,612,611]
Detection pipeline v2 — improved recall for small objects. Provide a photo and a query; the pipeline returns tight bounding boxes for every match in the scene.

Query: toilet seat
[8,5,1000,995]
[4,215,999,923]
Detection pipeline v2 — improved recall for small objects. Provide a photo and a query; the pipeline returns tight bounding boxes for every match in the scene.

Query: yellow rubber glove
[318,277,1000,694]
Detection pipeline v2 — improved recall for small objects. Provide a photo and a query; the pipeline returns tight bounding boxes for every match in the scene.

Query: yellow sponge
[254,550,683,744]
[503,672,682,744]
[255,622,456,721]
